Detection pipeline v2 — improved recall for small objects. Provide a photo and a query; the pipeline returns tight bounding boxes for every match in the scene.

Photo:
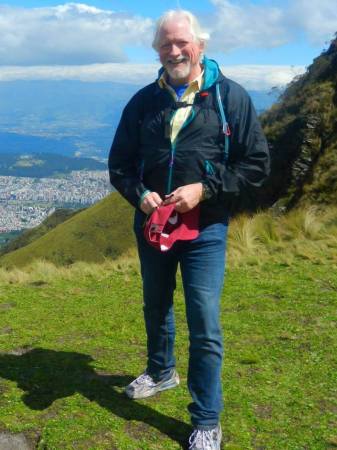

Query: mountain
[0,81,141,159]
[0,208,82,256]
[2,29,336,267]
[0,193,134,268]
[0,153,106,177]
[0,80,277,160]
[260,35,337,209]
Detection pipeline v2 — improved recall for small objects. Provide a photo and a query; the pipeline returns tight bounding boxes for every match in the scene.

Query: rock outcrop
[260,34,337,210]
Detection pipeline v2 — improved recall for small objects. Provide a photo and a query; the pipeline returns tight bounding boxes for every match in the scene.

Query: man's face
[158,18,204,85]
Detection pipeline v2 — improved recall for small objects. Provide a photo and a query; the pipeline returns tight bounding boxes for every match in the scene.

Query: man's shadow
[0,348,190,447]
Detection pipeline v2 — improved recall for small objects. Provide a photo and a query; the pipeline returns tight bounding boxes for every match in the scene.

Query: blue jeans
[134,210,228,428]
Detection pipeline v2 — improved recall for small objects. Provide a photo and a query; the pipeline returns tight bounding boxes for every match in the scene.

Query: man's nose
[169,44,181,56]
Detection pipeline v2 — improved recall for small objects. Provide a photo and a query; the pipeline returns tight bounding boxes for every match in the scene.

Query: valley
[0,171,111,233]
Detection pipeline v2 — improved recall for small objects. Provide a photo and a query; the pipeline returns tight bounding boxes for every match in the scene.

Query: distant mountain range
[0,80,278,160]
[0,80,140,160]
[0,152,106,177]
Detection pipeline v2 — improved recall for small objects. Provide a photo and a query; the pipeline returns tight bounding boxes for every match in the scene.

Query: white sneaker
[124,370,179,399]
[188,424,222,450]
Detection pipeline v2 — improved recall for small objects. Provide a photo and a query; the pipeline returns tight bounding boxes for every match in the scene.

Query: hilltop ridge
[260,35,337,209]
[0,193,134,268]
[0,208,82,256]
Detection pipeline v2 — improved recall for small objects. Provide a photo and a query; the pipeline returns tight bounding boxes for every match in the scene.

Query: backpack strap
[215,82,231,163]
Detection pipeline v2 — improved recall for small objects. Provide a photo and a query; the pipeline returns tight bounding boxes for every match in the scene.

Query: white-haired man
[109,9,269,450]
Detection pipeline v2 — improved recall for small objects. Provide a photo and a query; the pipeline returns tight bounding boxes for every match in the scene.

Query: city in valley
[0,171,112,232]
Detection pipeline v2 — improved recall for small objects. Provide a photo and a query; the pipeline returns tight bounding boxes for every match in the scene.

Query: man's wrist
[139,189,152,207]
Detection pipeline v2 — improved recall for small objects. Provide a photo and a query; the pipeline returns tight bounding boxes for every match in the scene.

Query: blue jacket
[109,57,270,225]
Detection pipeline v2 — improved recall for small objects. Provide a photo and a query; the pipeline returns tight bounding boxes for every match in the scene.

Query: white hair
[152,10,210,51]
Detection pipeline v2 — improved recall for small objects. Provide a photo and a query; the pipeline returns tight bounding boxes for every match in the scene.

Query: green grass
[0,207,336,448]
[0,223,337,449]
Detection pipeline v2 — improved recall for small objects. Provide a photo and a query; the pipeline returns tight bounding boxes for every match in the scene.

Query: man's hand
[140,191,163,215]
[163,183,203,213]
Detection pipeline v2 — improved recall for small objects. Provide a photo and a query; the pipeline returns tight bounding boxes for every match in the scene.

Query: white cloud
[0,3,153,65]
[207,0,289,51]
[223,64,306,90]
[289,0,337,45]
[0,1,335,68]
[204,0,337,53]
[0,63,306,90]
[0,63,157,84]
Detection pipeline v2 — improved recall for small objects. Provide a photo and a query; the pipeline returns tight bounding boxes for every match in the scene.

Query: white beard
[165,59,191,81]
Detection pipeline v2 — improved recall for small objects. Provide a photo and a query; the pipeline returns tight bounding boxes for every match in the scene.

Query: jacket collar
[155,56,222,94]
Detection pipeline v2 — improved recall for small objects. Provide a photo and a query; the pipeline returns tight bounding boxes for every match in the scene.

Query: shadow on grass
[0,348,190,447]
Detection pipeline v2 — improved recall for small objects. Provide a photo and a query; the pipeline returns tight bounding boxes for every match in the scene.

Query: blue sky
[2,0,215,14]
[0,0,336,89]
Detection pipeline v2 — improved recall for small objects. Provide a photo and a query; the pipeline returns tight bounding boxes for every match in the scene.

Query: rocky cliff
[260,35,337,210]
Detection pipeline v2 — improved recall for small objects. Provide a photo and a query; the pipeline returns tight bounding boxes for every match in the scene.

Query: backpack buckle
[223,124,231,136]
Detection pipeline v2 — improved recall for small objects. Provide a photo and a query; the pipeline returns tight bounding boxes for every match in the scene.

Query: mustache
[165,56,189,64]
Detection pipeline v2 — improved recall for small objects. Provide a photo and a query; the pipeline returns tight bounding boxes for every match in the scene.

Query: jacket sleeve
[108,92,148,209]
[204,83,270,211]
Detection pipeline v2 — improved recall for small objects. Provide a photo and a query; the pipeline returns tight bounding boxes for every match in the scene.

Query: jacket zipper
[166,107,196,194]
[205,159,215,175]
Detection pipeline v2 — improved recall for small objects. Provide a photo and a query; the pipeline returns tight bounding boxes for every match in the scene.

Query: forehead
[158,18,194,43]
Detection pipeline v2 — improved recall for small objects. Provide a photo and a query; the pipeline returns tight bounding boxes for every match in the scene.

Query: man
[108,9,269,450]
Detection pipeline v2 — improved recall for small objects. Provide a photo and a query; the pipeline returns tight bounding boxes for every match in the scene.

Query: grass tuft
[227,206,337,267]
[0,267,31,284]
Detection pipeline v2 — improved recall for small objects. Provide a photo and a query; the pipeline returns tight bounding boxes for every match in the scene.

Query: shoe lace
[188,429,215,450]
[136,373,156,387]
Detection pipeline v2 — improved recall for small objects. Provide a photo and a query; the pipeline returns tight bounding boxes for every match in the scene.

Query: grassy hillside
[0,209,336,449]
[0,230,22,249]
[260,36,337,209]
[0,193,135,268]
[0,208,83,256]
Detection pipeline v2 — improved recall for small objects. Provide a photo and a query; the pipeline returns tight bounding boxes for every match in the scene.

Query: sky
[0,0,336,90]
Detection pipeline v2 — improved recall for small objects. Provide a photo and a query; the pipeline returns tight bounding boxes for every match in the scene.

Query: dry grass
[227,206,337,267]
[0,247,139,285]
[1,207,336,283]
